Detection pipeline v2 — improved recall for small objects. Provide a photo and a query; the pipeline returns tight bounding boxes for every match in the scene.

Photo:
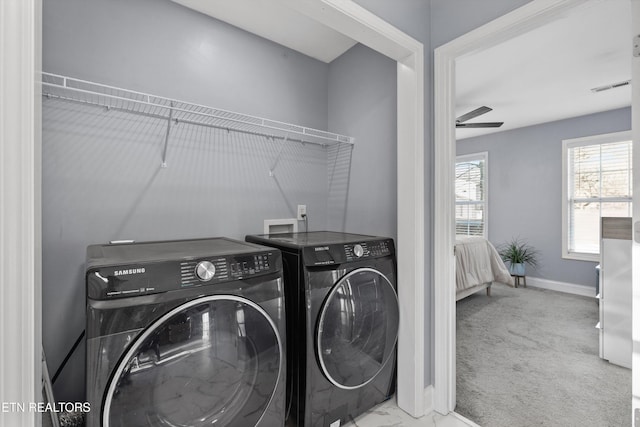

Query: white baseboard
[526,276,595,298]
[424,385,434,415]
[451,412,482,427]
[425,386,481,426]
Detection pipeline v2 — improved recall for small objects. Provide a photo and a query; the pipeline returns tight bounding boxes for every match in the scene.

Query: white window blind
[563,132,632,259]
[455,153,487,237]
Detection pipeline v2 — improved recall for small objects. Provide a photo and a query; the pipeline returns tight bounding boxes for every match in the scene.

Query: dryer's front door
[103,295,283,427]
[316,268,399,389]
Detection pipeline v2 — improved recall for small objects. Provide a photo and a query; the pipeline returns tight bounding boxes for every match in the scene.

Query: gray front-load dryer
[85,237,286,427]
[246,232,399,427]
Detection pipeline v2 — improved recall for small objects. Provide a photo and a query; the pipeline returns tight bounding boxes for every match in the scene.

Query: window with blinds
[455,152,487,237]
[563,131,632,260]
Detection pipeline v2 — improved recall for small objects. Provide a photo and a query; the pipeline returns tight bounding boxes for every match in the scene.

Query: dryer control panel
[344,240,392,261]
[302,239,394,267]
[87,251,281,300]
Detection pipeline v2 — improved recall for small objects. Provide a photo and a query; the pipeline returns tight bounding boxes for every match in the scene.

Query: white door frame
[2,0,426,422]
[433,0,592,414]
[631,0,639,423]
[0,0,42,426]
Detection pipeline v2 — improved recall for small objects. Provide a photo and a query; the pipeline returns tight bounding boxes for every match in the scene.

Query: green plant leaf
[497,237,539,268]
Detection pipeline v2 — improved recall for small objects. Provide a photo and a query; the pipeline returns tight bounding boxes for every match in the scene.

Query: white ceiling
[173,0,631,140]
[171,0,357,63]
[455,0,632,140]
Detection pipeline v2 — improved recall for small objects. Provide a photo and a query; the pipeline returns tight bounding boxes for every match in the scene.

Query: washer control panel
[181,252,274,287]
[87,250,280,299]
[181,258,228,285]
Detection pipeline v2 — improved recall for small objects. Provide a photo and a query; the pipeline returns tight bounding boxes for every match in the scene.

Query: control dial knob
[195,261,216,281]
[353,244,364,258]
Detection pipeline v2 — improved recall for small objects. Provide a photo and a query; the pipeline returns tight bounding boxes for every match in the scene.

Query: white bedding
[455,236,512,293]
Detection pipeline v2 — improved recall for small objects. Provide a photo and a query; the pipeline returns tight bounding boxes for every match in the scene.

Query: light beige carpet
[456,284,630,427]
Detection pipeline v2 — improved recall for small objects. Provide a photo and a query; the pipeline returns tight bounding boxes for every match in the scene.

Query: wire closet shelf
[41,72,355,151]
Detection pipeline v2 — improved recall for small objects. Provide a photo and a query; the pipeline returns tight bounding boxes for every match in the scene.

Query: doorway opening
[434,0,635,420]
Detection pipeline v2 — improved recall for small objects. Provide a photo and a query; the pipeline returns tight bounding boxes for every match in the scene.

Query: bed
[455,236,513,301]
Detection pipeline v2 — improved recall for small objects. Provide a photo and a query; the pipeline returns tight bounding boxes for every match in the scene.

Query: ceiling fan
[456,106,504,128]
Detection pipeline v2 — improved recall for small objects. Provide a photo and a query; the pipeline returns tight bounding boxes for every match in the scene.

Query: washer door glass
[104,295,282,427]
[316,268,399,389]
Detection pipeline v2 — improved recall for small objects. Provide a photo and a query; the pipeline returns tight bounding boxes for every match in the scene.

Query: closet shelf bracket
[161,102,174,168]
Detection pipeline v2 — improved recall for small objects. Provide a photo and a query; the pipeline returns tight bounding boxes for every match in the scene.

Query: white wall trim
[396,50,426,418]
[278,0,421,61]
[631,0,640,421]
[451,412,482,427]
[282,0,426,417]
[434,0,590,415]
[0,0,42,426]
[526,277,595,298]
[434,42,457,415]
[423,385,434,416]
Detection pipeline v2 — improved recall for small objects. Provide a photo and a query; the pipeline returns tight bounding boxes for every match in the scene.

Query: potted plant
[498,238,539,276]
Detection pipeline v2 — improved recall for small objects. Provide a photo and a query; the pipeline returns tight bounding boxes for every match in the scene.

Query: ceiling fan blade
[455,106,493,124]
[456,122,504,128]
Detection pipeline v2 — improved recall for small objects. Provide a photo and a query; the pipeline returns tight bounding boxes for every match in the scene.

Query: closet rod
[41,72,354,147]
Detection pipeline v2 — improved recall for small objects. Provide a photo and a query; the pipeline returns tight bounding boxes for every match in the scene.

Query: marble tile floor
[344,398,480,427]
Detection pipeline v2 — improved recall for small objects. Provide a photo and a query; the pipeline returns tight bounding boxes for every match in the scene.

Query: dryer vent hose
[51,330,85,385]
[58,411,84,427]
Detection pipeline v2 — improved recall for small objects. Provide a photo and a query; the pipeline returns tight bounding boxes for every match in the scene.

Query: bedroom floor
[455,284,630,426]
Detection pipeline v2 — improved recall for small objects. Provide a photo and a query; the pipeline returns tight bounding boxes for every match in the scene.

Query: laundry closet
[42,0,397,408]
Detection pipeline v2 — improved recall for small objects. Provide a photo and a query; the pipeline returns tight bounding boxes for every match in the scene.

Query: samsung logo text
[114,268,146,276]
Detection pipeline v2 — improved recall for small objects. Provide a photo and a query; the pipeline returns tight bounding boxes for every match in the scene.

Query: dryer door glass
[103,295,282,427]
[316,268,399,389]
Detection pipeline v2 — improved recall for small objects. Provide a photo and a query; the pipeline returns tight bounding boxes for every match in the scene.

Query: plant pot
[509,263,525,276]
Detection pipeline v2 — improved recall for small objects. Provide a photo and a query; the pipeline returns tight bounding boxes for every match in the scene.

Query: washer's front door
[316,268,399,389]
[104,295,282,427]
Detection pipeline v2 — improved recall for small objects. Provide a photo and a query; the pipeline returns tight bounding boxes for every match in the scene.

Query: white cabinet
[599,217,632,369]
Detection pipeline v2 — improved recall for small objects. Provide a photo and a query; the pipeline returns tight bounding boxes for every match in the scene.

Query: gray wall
[457,107,632,287]
[43,0,329,130]
[327,44,397,238]
[430,0,533,49]
[43,0,342,402]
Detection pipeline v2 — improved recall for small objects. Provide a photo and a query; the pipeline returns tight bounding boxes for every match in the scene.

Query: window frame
[455,151,489,239]
[561,130,632,261]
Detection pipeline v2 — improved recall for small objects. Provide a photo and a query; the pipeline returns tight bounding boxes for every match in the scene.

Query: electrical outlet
[297,205,307,220]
